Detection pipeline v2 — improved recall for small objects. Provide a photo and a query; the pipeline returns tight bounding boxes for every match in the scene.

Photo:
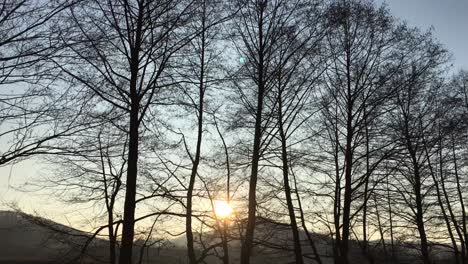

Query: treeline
[1,0,468,264]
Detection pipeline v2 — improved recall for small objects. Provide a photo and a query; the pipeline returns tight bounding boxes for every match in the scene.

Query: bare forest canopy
[1,0,468,264]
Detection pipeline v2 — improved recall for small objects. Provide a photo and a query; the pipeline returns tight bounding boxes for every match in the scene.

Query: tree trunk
[186,4,207,262]
[240,81,264,264]
[240,3,266,263]
[374,195,387,260]
[118,3,144,260]
[108,211,116,264]
[278,92,304,264]
[215,115,231,264]
[413,162,430,264]
[340,35,354,264]
[453,135,468,263]
[340,131,353,264]
[386,177,395,260]
[99,135,117,264]
[292,169,323,264]
[424,137,459,264]
[361,106,373,264]
[119,98,140,264]
[404,116,429,264]
[333,100,342,264]
[222,219,230,264]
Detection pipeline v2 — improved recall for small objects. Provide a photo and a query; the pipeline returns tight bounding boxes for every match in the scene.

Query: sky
[1,0,468,227]
[376,0,468,71]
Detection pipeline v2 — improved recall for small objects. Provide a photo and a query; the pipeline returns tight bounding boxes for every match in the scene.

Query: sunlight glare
[214,200,233,218]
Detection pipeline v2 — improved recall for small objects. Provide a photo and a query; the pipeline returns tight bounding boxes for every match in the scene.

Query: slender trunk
[99,136,117,264]
[437,174,460,264]
[340,131,353,264]
[215,115,231,264]
[137,245,146,264]
[221,219,230,264]
[292,169,323,264]
[424,136,459,264]
[452,135,468,263]
[437,131,463,263]
[405,129,429,263]
[119,3,144,262]
[333,100,342,264]
[439,158,463,263]
[240,79,264,264]
[186,4,207,262]
[373,195,387,259]
[278,91,304,264]
[403,114,429,264]
[461,81,468,263]
[105,190,117,264]
[362,176,369,256]
[240,3,265,264]
[340,29,353,264]
[185,102,204,264]
[361,106,371,263]
[386,177,395,260]
[222,172,230,264]
[222,167,230,264]
[413,160,430,264]
[119,97,140,264]
[108,210,116,264]
[109,183,120,264]
[415,188,430,263]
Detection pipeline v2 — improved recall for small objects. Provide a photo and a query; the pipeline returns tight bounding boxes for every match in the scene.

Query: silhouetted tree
[52,0,201,262]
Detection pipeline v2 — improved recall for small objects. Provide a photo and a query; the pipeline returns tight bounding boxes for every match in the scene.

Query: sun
[214,200,233,218]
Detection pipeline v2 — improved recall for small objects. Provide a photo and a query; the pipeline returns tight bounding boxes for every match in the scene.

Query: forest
[1,0,468,263]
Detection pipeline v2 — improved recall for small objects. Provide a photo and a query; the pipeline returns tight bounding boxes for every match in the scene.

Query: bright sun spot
[214,200,233,218]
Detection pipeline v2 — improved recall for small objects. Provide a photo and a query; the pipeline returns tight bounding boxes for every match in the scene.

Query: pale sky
[376,0,468,70]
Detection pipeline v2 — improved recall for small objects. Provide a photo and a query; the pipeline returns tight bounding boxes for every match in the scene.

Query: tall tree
[321,1,410,262]
[180,0,230,263]
[230,0,322,262]
[53,0,200,262]
[386,32,447,263]
[271,13,325,263]
[231,1,276,262]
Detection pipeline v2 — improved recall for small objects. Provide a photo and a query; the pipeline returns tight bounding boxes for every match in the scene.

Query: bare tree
[230,1,277,262]
[270,10,325,263]
[177,1,232,263]
[320,1,412,263]
[229,0,324,263]
[52,0,202,261]
[385,33,448,263]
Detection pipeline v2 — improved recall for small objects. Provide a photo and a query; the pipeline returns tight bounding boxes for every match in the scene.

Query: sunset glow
[214,200,233,218]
